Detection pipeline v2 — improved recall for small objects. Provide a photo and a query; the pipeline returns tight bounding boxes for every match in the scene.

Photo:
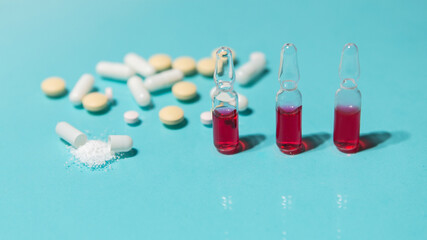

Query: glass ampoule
[276,43,302,154]
[333,43,361,153]
[212,47,239,154]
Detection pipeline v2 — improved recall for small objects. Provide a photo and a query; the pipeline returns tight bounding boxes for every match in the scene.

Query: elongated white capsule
[124,53,155,77]
[235,52,266,85]
[108,135,133,152]
[55,121,87,148]
[127,76,151,107]
[96,62,135,81]
[144,69,184,92]
[69,73,94,105]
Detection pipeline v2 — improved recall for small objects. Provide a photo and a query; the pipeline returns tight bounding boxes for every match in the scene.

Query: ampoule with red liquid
[212,47,239,154]
[276,43,302,154]
[333,43,361,153]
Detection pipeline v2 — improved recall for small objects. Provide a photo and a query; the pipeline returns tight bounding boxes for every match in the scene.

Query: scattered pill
[108,135,133,152]
[235,52,266,85]
[105,87,113,102]
[127,76,151,107]
[212,47,236,61]
[172,56,196,76]
[144,69,184,92]
[82,92,108,112]
[172,81,197,101]
[69,74,95,105]
[200,111,212,125]
[159,106,184,125]
[41,77,66,97]
[124,111,140,124]
[55,121,87,148]
[124,53,155,77]
[197,58,215,77]
[149,54,172,72]
[96,62,135,81]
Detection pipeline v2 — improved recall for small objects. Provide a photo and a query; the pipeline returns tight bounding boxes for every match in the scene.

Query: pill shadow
[239,108,253,116]
[240,69,269,88]
[140,102,155,110]
[163,118,188,130]
[100,77,127,83]
[127,119,142,127]
[46,89,68,99]
[150,88,172,96]
[178,93,200,104]
[89,86,100,93]
[116,148,138,160]
[87,105,111,116]
[358,131,404,152]
[301,132,331,153]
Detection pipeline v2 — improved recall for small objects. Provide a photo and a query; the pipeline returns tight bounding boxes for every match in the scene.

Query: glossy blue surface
[0,0,426,239]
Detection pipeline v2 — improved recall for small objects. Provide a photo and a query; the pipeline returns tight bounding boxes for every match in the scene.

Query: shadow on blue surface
[359,131,410,152]
[163,118,188,130]
[238,134,267,153]
[140,101,155,110]
[239,108,253,116]
[177,93,200,104]
[302,132,331,153]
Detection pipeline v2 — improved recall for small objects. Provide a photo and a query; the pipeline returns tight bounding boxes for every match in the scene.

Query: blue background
[0,0,426,239]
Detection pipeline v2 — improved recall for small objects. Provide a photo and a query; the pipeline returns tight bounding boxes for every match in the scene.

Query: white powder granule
[68,140,116,168]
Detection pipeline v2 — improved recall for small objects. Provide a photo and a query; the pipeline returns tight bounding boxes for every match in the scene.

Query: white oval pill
[127,76,151,107]
[55,121,87,148]
[108,135,133,152]
[124,111,139,124]
[69,74,95,105]
[149,54,172,72]
[200,111,212,125]
[144,69,184,92]
[124,53,155,77]
[41,77,66,97]
[96,62,135,81]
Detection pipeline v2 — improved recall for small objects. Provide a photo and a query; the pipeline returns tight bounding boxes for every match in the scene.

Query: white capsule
[124,53,155,77]
[235,52,266,85]
[96,61,135,81]
[200,111,212,125]
[69,73,95,105]
[108,135,133,152]
[210,86,248,112]
[105,87,113,102]
[127,76,151,107]
[144,69,184,92]
[55,121,87,148]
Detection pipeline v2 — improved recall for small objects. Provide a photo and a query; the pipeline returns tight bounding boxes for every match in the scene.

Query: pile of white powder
[68,140,117,168]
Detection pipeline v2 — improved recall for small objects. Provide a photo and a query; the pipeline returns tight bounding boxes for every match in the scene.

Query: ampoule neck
[217,82,233,91]
[280,79,298,91]
[340,78,358,90]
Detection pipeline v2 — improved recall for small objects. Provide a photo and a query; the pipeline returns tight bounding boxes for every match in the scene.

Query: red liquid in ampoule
[276,106,302,154]
[333,105,361,153]
[213,107,239,153]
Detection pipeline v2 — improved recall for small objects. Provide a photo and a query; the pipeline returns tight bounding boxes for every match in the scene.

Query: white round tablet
[200,111,212,125]
[124,111,140,124]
